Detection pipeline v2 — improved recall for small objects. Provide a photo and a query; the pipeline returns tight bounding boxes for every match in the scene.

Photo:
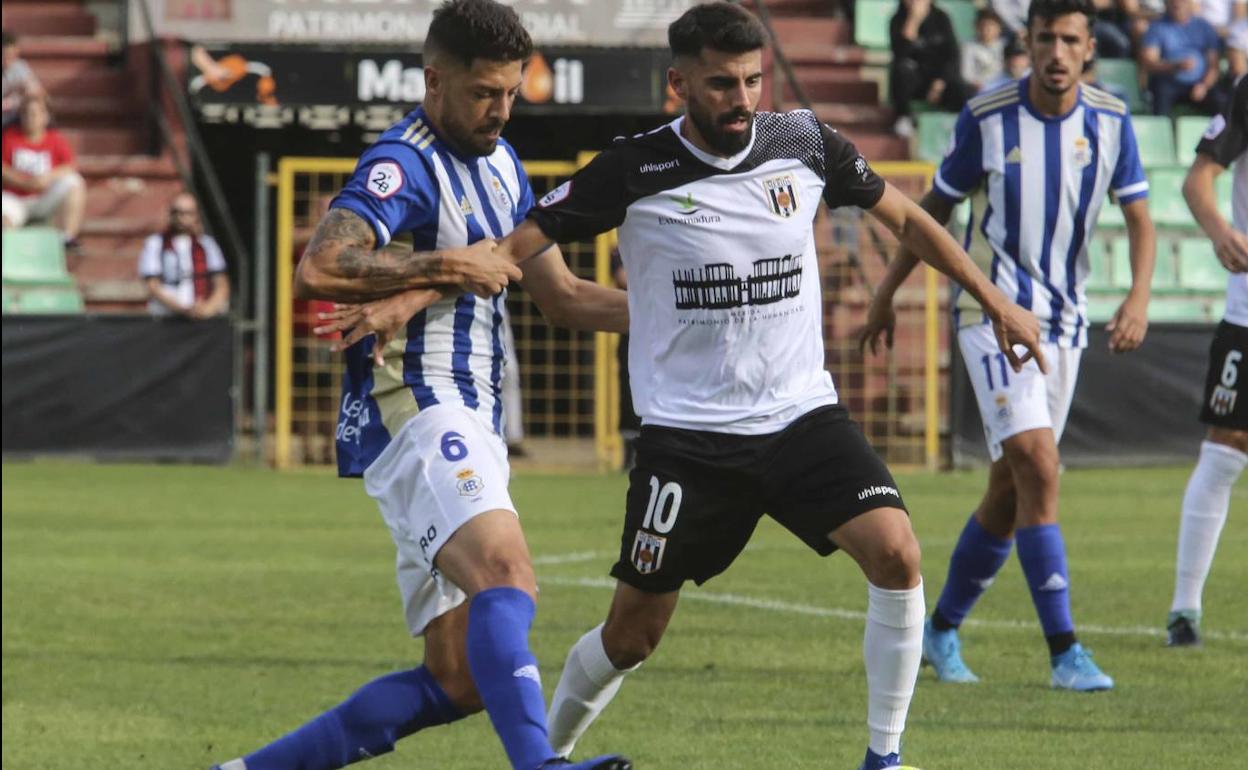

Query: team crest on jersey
[459,195,474,215]
[762,174,798,218]
[539,180,572,208]
[1071,137,1092,169]
[1210,384,1238,416]
[456,468,485,497]
[489,176,511,210]
[366,161,403,199]
[993,394,1012,423]
[630,531,666,574]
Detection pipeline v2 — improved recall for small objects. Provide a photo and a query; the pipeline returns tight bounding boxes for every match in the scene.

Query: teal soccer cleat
[921,618,980,683]
[1050,643,1114,691]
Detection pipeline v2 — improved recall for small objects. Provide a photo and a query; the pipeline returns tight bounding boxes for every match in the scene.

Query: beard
[444,114,505,157]
[686,101,754,156]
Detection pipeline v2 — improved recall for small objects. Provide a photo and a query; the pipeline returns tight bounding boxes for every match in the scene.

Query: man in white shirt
[137,192,230,318]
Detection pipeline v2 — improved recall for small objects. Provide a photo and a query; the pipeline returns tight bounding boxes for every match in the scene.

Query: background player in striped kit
[1165,74,1248,647]
[862,0,1157,692]
[208,3,629,770]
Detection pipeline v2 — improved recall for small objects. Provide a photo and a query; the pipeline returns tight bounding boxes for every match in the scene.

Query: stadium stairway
[4,0,183,311]
[756,0,907,161]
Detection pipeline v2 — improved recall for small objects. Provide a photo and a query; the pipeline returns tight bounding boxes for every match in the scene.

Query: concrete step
[19,36,110,59]
[61,126,150,156]
[837,129,910,161]
[781,42,868,66]
[48,96,138,126]
[768,17,851,46]
[756,0,841,16]
[80,279,149,304]
[85,176,183,219]
[79,154,179,180]
[73,245,146,282]
[783,77,878,104]
[805,100,893,130]
[1,5,97,37]
[37,66,129,97]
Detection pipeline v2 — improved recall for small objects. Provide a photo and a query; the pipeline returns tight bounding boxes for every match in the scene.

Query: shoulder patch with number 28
[367,161,404,199]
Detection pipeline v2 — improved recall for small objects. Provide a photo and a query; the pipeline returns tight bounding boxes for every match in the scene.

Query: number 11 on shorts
[980,352,1011,391]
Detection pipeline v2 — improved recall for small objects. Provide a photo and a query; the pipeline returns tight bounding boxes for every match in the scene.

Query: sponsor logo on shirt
[856,484,900,501]
[538,180,571,208]
[336,393,372,444]
[672,255,802,310]
[659,191,721,226]
[1203,114,1227,141]
[640,158,680,173]
[366,161,403,199]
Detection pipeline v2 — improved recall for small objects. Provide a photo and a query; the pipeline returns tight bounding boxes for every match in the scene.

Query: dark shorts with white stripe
[1200,321,1248,430]
[609,404,907,594]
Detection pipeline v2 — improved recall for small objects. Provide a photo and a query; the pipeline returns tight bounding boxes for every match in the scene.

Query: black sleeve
[820,123,887,210]
[526,149,629,242]
[1196,77,1248,168]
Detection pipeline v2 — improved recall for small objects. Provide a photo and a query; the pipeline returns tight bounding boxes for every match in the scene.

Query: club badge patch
[630,531,666,575]
[1071,137,1092,169]
[762,174,798,218]
[366,161,403,199]
[456,468,485,497]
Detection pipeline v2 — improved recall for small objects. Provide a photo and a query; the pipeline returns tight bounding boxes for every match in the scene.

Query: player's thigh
[1,192,29,227]
[434,508,535,597]
[1044,346,1082,445]
[763,406,911,563]
[1200,321,1248,434]
[608,425,763,594]
[957,323,1057,462]
[364,404,514,635]
[827,506,920,589]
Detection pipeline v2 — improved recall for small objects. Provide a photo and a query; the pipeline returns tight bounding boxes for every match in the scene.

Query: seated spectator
[2,31,43,128]
[1229,17,1248,76]
[138,192,230,318]
[962,8,1007,94]
[890,0,970,137]
[1093,0,1137,57]
[992,0,1029,37]
[983,35,1031,91]
[1196,0,1247,38]
[1,95,84,248]
[1141,0,1225,114]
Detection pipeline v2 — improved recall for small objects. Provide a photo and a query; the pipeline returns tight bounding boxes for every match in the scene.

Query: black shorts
[609,405,907,593]
[1200,321,1248,430]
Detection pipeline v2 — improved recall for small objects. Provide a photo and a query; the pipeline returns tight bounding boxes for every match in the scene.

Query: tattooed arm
[293,208,522,301]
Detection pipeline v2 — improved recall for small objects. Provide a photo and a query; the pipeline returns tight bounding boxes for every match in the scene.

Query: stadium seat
[1095,59,1144,113]
[1,286,16,314]
[1097,200,1126,229]
[1176,238,1225,291]
[916,111,958,163]
[1149,296,1215,322]
[1,228,74,286]
[1085,237,1114,290]
[1111,238,1176,291]
[1132,116,1176,169]
[1175,116,1210,166]
[854,0,893,49]
[12,286,85,314]
[1084,293,1123,322]
[1147,167,1194,227]
[945,1,978,44]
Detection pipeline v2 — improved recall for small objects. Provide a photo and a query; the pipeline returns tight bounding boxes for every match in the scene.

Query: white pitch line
[538,575,1248,644]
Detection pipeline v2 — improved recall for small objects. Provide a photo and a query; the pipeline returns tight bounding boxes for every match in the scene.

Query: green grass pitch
[3,462,1245,769]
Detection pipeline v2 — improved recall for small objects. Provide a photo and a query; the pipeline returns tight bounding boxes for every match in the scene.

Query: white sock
[1171,441,1246,614]
[547,624,639,758]
[864,580,925,757]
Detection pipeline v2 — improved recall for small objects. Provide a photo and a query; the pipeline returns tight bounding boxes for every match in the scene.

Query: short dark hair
[1026,0,1097,30]
[668,2,767,60]
[424,0,532,69]
[975,8,1003,26]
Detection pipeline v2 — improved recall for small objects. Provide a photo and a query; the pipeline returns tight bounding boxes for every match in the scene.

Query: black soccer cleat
[1166,612,1202,647]
[540,755,632,770]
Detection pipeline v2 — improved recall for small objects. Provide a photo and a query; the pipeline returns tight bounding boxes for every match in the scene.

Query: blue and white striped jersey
[934,78,1148,348]
[331,107,535,477]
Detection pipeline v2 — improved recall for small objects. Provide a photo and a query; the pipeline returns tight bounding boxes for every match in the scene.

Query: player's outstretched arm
[858,188,954,355]
[1106,199,1155,353]
[867,182,1047,373]
[519,245,628,333]
[294,208,521,302]
[1184,154,1248,273]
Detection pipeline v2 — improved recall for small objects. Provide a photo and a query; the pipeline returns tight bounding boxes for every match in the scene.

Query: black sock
[1046,631,1077,657]
[931,609,957,632]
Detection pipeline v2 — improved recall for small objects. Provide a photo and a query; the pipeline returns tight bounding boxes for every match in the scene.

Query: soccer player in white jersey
[862,0,1156,692]
[1165,75,1248,647]
[389,4,1043,770]
[207,3,631,770]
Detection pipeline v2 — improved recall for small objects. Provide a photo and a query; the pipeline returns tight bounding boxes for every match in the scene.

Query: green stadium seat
[1111,238,1176,290]
[1176,238,1225,291]
[854,0,893,49]
[916,111,958,164]
[1149,296,1215,322]
[2,285,16,314]
[12,286,85,314]
[1085,293,1124,322]
[1096,59,1144,113]
[1147,167,1194,227]
[1097,200,1126,229]
[1,227,73,286]
[1175,116,1210,166]
[1216,172,1232,221]
[944,1,978,44]
[1085,237,1115,290]
[1132,116,1176,169]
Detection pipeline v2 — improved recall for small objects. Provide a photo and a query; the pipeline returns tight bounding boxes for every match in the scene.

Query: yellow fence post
[274,158,295,469]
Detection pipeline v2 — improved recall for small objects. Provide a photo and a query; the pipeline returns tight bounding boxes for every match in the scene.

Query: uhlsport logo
[857,484,900,502]
[640,158,680,174]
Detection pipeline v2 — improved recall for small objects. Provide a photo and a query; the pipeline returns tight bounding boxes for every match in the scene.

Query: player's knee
[472,551,537,598]
[1005,440,1060,492]
[1209,427,1248,455]
[426,660,483,715]
[601,615,663,669]
[867,530,922,589]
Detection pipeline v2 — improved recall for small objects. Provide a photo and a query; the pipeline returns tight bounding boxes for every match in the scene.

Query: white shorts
[957,323,1083,461]
[1,172,84,227]
[363,404,515,636]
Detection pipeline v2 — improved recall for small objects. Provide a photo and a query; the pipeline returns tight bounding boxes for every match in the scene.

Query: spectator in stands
[992,0,1030,36]
[1092,0,1137,57]
[138,192,230,318]
[1141,0,1225,114]
[962,8,1007,94]
[1229,17,1248,75]
[1,95,84,248]
[1195,0,1247,38]
[984,35,1031,90]
[890,0,970,137]
[2,30,43,128]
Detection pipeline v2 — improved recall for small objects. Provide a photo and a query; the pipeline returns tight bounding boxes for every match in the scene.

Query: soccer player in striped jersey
[862,0,1156,691]
[208,3,630,770]
[1166,75,1248,647]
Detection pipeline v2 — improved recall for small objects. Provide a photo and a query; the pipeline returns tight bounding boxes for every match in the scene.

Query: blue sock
[466,587,554,770]
[933,514,1013,628]
[1016,524,1075,643]
[242,666,462,770]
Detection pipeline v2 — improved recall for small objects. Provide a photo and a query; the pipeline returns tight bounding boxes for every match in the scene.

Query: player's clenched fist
[445,238,522,297]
